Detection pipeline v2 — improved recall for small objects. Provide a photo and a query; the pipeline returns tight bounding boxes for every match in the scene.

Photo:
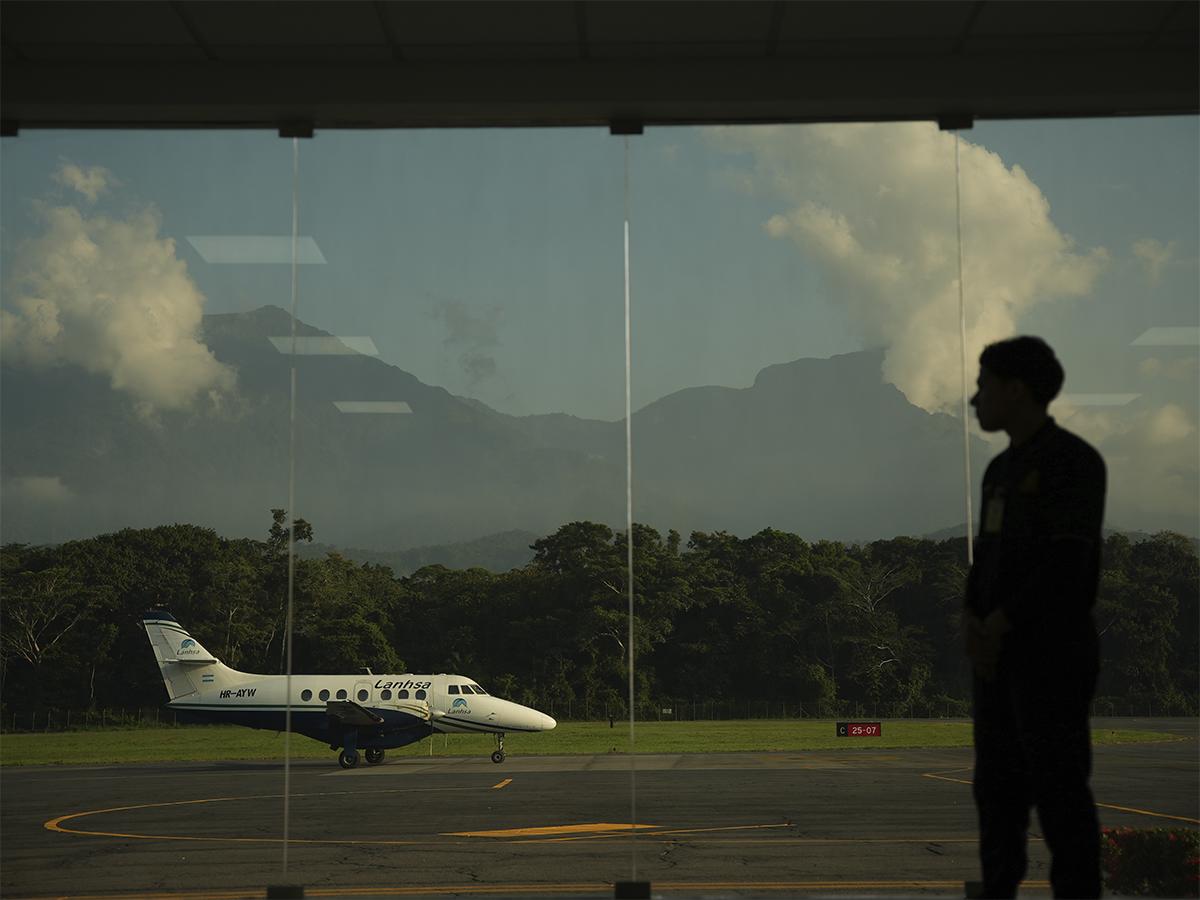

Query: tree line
[2,512,1196,717]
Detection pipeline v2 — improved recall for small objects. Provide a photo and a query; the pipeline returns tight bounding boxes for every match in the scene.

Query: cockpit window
[459,685,474,693]
[470,684,488,695]
[447,685,459,695]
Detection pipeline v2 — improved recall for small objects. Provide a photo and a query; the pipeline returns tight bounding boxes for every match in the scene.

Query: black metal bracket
[938,113,974,131]
[279,121,315,139]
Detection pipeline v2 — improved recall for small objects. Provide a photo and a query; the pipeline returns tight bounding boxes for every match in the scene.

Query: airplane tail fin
[142,610,235,701]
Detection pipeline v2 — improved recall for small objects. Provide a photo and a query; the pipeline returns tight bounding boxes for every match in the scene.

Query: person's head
[970,336,1064,433]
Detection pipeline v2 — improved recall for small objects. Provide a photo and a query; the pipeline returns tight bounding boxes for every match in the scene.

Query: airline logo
[450,698,471,714]
[178,638,200,655]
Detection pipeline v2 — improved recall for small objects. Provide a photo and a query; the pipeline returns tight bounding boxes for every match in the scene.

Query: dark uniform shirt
[966,417,1106,633]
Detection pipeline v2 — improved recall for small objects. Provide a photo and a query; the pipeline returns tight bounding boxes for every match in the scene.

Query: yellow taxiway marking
[922,767,1200,825]
[444,823,658,838]
[491,778,512,790]
[45,785,485,843]
[531,822,791,843]
[1095,802,1200,824]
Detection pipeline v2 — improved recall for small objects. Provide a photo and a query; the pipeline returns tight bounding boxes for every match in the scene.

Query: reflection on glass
[0,118,1195,897]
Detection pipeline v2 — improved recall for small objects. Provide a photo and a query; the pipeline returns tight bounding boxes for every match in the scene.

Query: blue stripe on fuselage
[168,705,430,750]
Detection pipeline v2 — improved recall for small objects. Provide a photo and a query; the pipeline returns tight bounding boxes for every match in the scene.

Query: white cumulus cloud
[4,475,74,505]
[1059,402,1198,527]
[1138,355,1199,382]
[1132,238,1176,285]
[1,185,235,415]
[52,161,114,203]
[709,123,1109,413]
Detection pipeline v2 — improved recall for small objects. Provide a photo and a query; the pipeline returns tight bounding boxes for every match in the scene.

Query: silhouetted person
[964,336,1105,899]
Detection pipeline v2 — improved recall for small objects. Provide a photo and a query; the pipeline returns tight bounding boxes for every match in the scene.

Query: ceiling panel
[586,1,775,44]
[20,44,211,63]
[778,2,975,41]
[180,0,385,46]
[970,0,1166,36]
[383,1,577,46]
[401,43,580,61]
[1,1,1194,129]
[2,2,195,45]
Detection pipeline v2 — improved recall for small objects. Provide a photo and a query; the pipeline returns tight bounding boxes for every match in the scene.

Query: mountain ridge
[0,305,1093,549]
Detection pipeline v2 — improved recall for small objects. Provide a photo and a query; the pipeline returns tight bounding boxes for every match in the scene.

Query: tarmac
[1,718,1196,899]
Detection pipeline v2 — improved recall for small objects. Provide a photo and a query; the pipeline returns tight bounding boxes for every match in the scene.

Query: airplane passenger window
[336,689,347,700]
[380,689,392,700]
[447,685,459,695]
[398,690,409,699]
[357,689,368,701]
[301,689,312,702]
[318,689,330,702]
[415,689,427,700]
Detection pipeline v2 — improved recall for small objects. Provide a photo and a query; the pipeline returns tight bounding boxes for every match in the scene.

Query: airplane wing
[325,699,432,726]
[325,700,385,726]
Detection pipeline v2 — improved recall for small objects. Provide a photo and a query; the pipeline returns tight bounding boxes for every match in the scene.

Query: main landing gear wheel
[491,732,506,764]
[338,749,360,769]
[365,748,385,766]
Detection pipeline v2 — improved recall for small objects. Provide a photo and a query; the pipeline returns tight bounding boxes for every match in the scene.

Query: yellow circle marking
[444,823,657,838]
[45,785,484,845]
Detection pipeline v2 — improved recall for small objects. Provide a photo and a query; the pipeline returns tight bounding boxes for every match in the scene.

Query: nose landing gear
[491,732,506,764]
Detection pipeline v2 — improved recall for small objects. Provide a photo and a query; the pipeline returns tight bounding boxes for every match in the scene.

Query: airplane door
[353,680,374,706]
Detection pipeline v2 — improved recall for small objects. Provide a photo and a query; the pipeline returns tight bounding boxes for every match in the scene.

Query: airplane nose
[540,713,557,731]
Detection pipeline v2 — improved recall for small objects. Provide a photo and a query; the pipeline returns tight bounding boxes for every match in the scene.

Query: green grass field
[0,720,1175,766]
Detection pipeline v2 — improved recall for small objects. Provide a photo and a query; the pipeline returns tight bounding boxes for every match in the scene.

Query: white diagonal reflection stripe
[269,337,379,356]
[333,401,413,414]
[188,235,326,264]
[1130,327,1200,347]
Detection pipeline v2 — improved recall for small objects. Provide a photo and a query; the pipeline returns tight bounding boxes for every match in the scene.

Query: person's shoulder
[1046,421,1105,474]
[983,446,1009,479]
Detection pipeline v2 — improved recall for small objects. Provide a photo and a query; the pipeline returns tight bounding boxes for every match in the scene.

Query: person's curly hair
[979,336,1064,406]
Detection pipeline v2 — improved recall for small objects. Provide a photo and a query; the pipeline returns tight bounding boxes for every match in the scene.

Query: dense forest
[2,513,1196,719]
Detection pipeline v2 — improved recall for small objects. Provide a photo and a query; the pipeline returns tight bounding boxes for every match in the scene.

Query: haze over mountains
[0,304,1085,551]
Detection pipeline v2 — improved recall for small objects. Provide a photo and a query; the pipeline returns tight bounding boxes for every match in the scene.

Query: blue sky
[3,119,1194,417]
[2,117,1197,532]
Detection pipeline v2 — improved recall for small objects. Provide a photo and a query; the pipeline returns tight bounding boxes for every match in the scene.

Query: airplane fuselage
[143,611,555,765]
[169,671,554,750]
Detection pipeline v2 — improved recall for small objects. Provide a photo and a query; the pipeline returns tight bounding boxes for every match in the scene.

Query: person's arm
[1000,447,1106,630]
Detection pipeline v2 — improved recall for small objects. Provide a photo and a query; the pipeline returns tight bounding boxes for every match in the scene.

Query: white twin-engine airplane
[143,611,556,769]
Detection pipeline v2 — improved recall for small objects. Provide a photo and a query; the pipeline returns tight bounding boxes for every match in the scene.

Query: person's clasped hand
[964,609,1013,682]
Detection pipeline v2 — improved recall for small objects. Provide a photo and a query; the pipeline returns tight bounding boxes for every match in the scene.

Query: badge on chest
[983,489,1005,533]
